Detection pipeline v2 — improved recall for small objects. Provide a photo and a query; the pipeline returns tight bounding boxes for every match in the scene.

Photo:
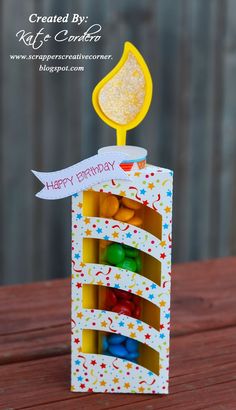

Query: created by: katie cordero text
[16,25,102,50]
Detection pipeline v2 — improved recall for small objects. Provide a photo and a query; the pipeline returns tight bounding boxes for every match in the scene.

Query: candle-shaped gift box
[71,43,173,394]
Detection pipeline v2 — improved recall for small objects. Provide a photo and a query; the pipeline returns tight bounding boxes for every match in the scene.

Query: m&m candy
[104,335,140,362]
[112,302,132,316]
[101,195,119,217]
[114,207,134,222]
[108,343,128,358]
[128,216,143,227]
[106,243,125,265]
[102,336,108,351]
[114,289,132,300]
[125,351,139,361]
[124,245,139,258]
[117,257,137,272]
[105,289,117,308]
[135,254,142,273]
[133,304,141,319]
[108,334,126,344]
[99,194,146,365]
[125,338,138,353]
[121,197,142,210]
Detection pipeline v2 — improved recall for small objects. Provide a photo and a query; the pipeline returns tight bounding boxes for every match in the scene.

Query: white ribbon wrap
[32,152,130,200]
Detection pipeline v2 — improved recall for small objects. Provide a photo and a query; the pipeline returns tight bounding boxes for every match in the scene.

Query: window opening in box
[83,238,162,287]
[82,329,159,375]
[82,284,160,331]
[82,191,162,241]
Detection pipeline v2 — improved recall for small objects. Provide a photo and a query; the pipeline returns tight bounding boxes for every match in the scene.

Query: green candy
[106,243,125,265]
[135,254,142,273]
[117,257,137,272]
[124,245,139,258]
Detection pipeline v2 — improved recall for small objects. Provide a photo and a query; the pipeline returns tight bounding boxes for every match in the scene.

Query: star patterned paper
[71,164,173,394]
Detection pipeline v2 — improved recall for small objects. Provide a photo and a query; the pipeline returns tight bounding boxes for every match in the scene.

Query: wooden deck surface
[0,257,236,409]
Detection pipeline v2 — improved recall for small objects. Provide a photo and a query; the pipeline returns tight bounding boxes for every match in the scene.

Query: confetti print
[71,164,173,394]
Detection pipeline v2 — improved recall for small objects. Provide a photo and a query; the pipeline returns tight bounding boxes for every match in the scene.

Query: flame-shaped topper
[92,42,153,145]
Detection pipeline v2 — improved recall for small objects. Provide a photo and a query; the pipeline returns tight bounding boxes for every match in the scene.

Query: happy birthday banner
[32,152,130,200]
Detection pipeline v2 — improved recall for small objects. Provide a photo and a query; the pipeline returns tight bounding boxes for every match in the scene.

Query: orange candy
[114,207,134,222]
[128,216,143,227]
[100,195,119,217]
[122,197,142,210]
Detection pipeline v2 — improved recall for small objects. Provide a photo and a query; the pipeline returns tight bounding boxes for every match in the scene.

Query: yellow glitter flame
[98,53,145,125]
[92,42,153,145]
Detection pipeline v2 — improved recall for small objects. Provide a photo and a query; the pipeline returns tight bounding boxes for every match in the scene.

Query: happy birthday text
[45,161,115,191]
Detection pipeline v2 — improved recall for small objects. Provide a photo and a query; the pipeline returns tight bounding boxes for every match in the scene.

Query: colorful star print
[71,163,173,394]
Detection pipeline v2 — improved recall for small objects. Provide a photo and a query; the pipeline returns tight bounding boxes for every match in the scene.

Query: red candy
[114,289,132,300]
[112,303,132,316]
[106,288,142,320]
[133,304,141,318]
[105,289,117,308]
[112,299,135,316]
[123,299,135,312]
[132,295,141,306]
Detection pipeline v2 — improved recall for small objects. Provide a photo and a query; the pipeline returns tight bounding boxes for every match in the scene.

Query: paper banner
[32,152,130,200]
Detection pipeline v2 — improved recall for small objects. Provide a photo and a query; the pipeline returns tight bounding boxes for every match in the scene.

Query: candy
[133,304,141,319]
[135,254,142,273]
[112,302,132,316]
[132,295,141,305]
[100,195,119,217]
[105,289,117,308]
[125,351,139,360]
[102,336,108,351]
[106,243,125,265]
[108,343,128,358]
[125,338,139,353]
[124,245,139,258]
[114,289,132,300]
[112,299,134,315]
[108,334,126,345]
[114,207,134,222]
[128,216,143,227]
[99,195,145,364]
[123,299,134,311]
[121,197,142,210]
[117,257,137,272]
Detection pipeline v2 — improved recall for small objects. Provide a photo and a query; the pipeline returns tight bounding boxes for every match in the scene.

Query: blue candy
[125,338,139,353]
[108,334,126,345]
[108,343,128,358]
[125,351,139,361]
[102,336,108,352]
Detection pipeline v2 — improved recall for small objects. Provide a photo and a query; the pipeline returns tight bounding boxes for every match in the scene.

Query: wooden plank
[0,258,235,365]
[0,324,69,365]
[172,257,236,336]
[24,382,236,410]
[0,279,70,336]
[0,325,236,409]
